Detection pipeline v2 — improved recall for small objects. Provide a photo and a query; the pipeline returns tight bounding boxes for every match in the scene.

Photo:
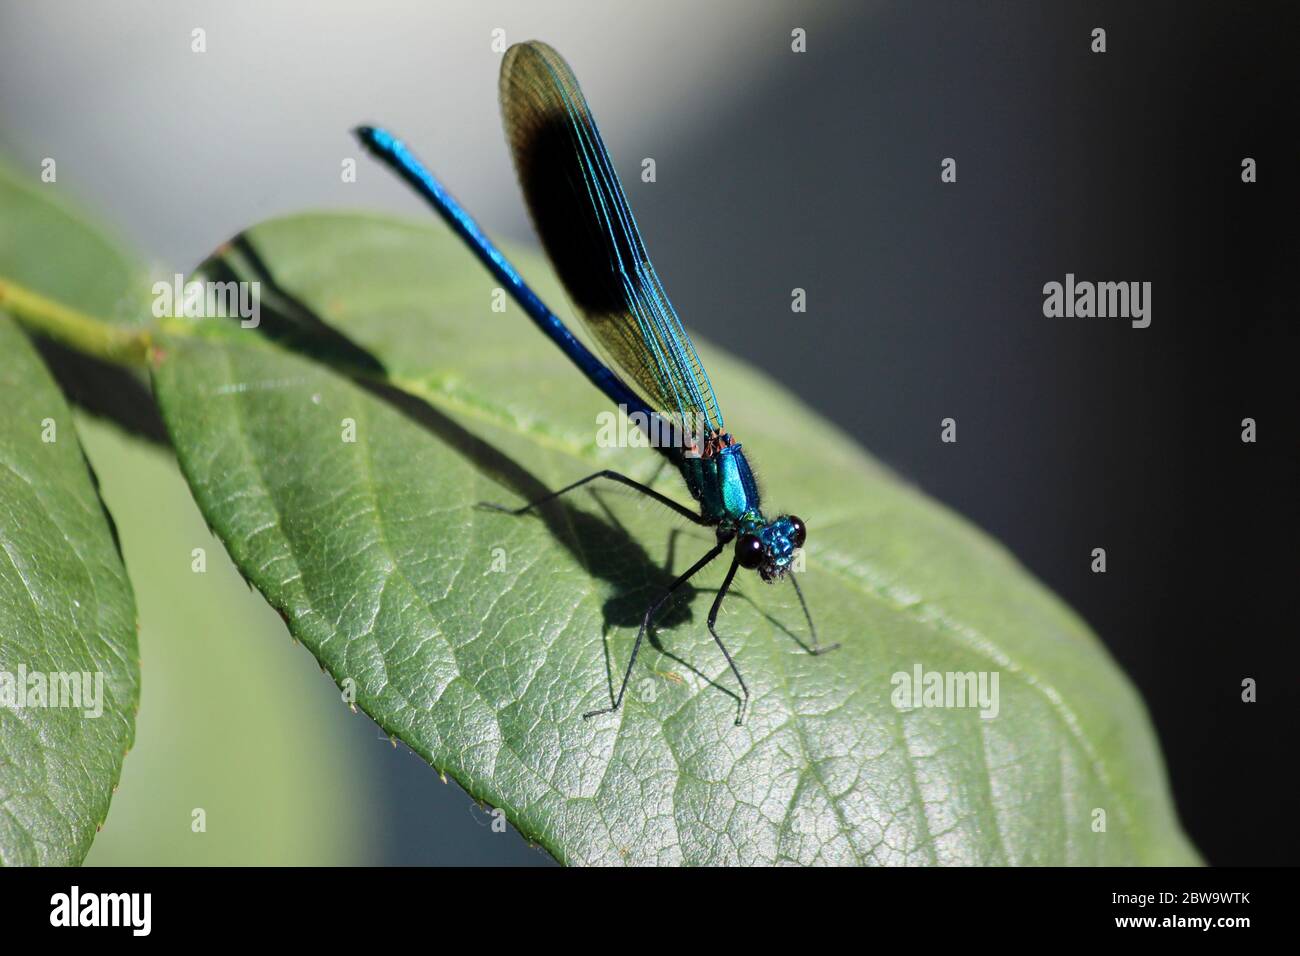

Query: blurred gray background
[2,1,1295,865]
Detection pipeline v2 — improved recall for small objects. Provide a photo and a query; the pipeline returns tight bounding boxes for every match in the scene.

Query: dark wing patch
[500,41,724,435]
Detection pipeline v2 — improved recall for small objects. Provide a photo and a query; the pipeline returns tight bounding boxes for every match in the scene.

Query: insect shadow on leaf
[202,230,741,712]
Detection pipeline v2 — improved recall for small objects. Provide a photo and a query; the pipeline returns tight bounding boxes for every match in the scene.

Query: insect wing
[500,40,724,440]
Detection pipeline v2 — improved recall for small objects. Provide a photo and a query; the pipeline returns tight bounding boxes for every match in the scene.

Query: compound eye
[736,533,765,569]
[788,516,806,549]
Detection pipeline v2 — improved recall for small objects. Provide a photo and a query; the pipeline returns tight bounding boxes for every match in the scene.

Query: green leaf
[0,161,375,865]
[76,415,377,866]
[0,316,140,865]
[0,163,143,865]
[151,211,1198,865]
[0,164,151,329]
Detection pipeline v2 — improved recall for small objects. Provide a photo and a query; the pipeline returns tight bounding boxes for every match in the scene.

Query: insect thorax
[677,434,761,527]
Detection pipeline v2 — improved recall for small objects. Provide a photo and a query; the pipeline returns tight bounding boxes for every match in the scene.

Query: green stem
[0,276,152,367]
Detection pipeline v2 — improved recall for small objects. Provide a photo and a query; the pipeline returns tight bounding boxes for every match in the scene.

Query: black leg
[584,540,725,720]
[481,468,707,526]
[791,572,839,655]
[706,557,751,725]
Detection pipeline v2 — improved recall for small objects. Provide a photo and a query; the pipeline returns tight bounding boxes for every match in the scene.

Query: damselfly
[357,41,837,725]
